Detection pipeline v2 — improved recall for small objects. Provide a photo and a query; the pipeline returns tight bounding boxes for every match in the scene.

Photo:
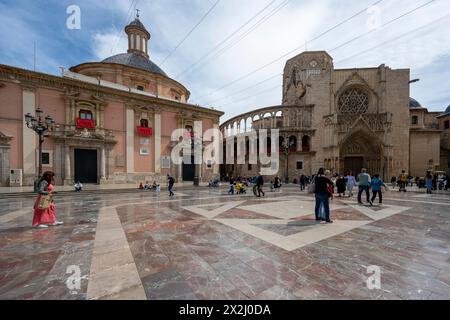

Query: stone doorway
[344,157,364,176]
[339,130,384,178]
[182,155,195,182]
[74,149,98,183]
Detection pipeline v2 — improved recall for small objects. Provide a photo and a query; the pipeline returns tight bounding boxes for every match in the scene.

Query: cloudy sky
[0,0,449,121]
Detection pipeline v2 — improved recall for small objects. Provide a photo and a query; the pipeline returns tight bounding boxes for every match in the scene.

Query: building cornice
[0,64,223,120]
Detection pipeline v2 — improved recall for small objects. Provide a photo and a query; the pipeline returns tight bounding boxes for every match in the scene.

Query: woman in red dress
[32,171,63,228]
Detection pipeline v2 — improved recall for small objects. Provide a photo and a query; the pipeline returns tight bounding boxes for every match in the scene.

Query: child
[228,182,235,195]
[370,174,387,205]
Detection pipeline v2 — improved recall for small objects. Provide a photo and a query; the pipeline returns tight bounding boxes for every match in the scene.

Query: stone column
[154,112,162,174]
[64,145,71,185]
[22,87,36,183]
[213,123,220,175]
[0,146,11,187]
[126,108,135,173]
[100,147,106,182]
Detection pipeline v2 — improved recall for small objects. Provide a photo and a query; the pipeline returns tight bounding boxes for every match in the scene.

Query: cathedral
[220,51,450,181]
[0,16,223,187]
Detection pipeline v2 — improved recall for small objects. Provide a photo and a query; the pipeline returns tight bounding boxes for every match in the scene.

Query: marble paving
[0,187,449,300]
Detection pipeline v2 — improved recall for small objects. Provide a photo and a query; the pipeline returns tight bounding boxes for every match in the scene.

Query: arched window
[411,116,418,125]
[289,136,297,152]
[279,136,285,153]
[302,136,310,152]
[338,88,369,114]
[266,137,272,155]
[136,34,141,50]
[130,34,135,49]
[140,119,149,128]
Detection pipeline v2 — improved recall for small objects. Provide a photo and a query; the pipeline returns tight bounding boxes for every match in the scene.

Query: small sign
[140,147,150,156]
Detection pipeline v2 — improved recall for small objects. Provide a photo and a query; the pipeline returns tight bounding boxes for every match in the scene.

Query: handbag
[308,177,316,194]
[38,195,52,209]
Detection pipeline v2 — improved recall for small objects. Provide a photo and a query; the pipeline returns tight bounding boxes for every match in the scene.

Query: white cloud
[6,0,447,120]
[92,31,128,60]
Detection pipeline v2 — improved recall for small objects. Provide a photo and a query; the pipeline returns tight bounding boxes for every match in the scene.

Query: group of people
[139,181,161,193]
[390,172,449,192]
[311,168,388,224]
[138,174,175,197]
[269,176,282,192]
[226,175,266,197]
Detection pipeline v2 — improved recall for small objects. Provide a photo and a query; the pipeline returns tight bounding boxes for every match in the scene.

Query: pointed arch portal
[339,130,384,177]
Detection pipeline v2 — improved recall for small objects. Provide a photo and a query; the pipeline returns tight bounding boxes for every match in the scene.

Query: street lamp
[282,140,290,184]
[24,108,55,190]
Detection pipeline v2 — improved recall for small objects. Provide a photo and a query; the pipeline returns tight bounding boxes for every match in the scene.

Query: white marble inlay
[87,206,146,300]
[182,199,411,252]
[238,200,347,220]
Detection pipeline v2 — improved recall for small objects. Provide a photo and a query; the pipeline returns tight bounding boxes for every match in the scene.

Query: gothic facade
[221,51,450,181]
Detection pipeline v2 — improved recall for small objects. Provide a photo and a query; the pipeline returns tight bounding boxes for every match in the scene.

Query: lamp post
[282,139,290,184]
[24,108,55,190]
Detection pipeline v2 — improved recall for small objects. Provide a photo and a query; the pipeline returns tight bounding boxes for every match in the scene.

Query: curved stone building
[0,16,223,186]
[221,51,449,181]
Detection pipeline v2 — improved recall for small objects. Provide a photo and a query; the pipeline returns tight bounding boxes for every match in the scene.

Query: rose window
[338,88,369,114]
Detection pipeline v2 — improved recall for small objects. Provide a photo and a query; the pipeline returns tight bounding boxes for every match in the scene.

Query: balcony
[137,126,153,137]
[76,118,95,129]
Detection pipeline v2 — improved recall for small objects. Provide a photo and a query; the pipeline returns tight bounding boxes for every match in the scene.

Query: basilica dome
[409,97,422,109]
[443,104,450,115]
[69,13,190,102]
[102,53,167,76]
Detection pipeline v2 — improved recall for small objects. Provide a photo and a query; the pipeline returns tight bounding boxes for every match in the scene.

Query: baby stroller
[236,183,247,194]
[209,179,220,188]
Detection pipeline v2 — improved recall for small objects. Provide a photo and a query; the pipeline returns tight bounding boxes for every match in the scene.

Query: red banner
[76,118,95,129]
[137,126,153,136]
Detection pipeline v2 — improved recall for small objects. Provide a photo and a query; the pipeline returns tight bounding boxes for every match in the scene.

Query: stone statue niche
[283,67,307,105]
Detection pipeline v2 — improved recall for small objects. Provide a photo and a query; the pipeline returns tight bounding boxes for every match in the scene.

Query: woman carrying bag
[32,171,63,228]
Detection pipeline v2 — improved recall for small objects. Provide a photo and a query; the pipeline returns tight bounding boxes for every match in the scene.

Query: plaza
[0,186,448,300]
[1,0,450,304]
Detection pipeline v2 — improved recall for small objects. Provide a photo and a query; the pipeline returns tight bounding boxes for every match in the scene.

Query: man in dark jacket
[314,168,335,223]
[257,175,265,197]
[167,174,175,197]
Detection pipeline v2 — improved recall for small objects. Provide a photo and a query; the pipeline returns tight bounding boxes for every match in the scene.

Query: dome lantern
[125,9,151,58]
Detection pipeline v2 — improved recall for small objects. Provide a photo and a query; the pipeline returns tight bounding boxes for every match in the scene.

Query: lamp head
[36,108,43,118]
[25,113,33,123]
[45,115,52,126]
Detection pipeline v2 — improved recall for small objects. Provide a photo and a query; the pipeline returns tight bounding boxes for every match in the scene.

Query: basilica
[0,16,223,187]
[220,51,450,181]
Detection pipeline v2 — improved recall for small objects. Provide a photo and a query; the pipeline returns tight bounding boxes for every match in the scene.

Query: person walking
[228,177,235,195]
[370,174,387,205]
[391,176,397,189]
[346,171,357,198]
[398,170,408,192]
[358,168,372,206]
[299,175,306,191]
[314,168,334,224]
[167,174,175,197]
[274,176,282,192]
[33,171,63,228]
[257,174,265,197]
[336,174,346,197]
[425,171,434,194]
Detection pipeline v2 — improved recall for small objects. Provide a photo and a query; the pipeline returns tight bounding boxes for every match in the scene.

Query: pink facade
[0,17,222,186]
